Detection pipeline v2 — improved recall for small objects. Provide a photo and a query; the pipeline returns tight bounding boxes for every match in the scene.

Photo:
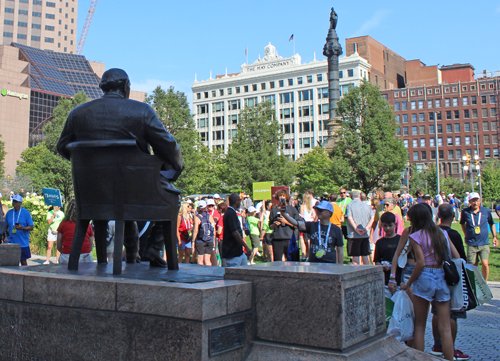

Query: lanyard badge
[315,222,331,258]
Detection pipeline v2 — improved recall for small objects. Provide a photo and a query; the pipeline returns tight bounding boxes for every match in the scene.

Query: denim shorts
[401,263,415,284]
[412,267,450,302]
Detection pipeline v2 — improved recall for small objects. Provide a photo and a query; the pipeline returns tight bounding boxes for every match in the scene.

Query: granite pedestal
[0,243,21,266]
[0,262,252,360]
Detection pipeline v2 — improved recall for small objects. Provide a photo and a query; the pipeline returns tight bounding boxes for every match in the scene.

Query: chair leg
[163,220,179,270]
[93,220,108,264]
[113,220,124,275]
[68,219,90,271]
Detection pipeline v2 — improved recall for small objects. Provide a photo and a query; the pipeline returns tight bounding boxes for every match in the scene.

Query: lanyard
[471,211,481,227]
[12,207,22,225]
[318,222,331,249]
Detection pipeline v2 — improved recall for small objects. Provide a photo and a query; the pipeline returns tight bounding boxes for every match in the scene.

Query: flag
[289,34,294,41]
[245,45,247,56]
[288,139,293,148]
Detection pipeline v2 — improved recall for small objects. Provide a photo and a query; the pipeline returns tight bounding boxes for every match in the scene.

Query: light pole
[462,154,473,192]
[474,154,482,199]
[434,111,441,196]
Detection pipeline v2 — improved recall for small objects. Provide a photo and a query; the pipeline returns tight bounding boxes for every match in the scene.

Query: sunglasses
[384,203,391,207]
[340,191,346,194]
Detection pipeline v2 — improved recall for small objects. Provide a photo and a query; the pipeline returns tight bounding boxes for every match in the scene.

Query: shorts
[20,246,31,261]
[430,302,467,319]
[467,244,490,264]
[195,241,213,255]
[178,240,192,250]
[59,253,93,264]
[249,234,260,249]
[347,238,370,257]
[341,225,348,240]
[223,253,248,268]
[412,267,450,302]
[263,233,273,246]
[47,229,57,242]
[401,263,415,284]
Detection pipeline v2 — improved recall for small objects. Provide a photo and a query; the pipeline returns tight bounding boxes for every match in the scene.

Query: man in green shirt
[336,188,352,241]
[45,205,64,264]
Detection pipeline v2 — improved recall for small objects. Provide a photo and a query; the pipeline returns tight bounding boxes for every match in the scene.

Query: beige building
[0,42,145,178]
[1,0,78,54]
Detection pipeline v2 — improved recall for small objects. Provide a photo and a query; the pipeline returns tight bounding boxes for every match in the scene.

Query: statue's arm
[145,109,184,171]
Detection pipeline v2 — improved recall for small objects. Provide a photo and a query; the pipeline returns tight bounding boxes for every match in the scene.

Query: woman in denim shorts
[401,204,460,361]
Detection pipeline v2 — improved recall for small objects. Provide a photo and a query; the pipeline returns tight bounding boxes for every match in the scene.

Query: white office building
[192,42,371,160]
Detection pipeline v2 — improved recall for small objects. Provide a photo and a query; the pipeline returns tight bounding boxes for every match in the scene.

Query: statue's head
[99,68,131,98]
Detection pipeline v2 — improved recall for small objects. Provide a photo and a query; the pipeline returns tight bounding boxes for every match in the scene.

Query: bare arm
[232,229,251,253]
[89,236,94,252]
[403,239,424,289]
[388,227,411,293]
[191,216,200,250]
[56,232,63,253]
[177,215,182,246]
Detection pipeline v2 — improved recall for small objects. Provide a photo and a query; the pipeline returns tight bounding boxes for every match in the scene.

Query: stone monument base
[0,243,21,266]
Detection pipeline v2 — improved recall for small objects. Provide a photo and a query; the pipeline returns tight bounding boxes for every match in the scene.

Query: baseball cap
[213,194,220,199]
[314,200,333,213]
[423,194,432,199]
[198,200,207,208]
[12,195,23,203]
[247,206,256,213]
[469,192,480,200]
[206,199,216,206]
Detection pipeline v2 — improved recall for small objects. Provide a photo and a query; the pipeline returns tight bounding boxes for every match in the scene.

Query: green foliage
[330,81,407,194]
[480,159,500,202]
[16,144,73,200]
[44,92,88,154]
[0,135,6,179]
[223,102,295,195]
[293,147,337,195]
[409,164,467,198]
[145,86,222,195]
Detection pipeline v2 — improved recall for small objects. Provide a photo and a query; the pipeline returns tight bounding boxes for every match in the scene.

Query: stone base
[246,336,441,361]
[0,243,21,266]
[0,263,252,360]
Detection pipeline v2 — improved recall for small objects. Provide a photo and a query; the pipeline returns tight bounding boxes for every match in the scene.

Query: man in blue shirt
[5,195,34,265]
[460,192,498,281]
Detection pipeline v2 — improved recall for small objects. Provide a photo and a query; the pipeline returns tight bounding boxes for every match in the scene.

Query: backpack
[242,217,250,236]
[197,213,213,242]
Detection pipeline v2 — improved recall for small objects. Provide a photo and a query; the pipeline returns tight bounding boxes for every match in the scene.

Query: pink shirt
[409,229,450,266]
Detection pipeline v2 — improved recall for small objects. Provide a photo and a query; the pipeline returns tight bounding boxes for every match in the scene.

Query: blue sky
[77,0,500,106]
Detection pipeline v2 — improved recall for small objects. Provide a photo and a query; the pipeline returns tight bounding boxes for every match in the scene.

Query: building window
[456,149,462,159]
[411,101,416,110]
[465,136,471,145]
[44,37,54,43]
[46,1,56,7]
[472,109,478,118]
[481,95,487,104]
[463,97,469,106]
[483,121,490,131]
[445,111,452,120]
[494,149,499,157]
[413,152,419,161]
[288,78,293,86]
[435,99,441,107]
[484,135,490,145]
[419,113,425,122]
[471,96,477,105]
[430,138,435,147]
[244,97,257,107]
[31,35,40,41]
[490,95,496,104]
[307,75,313,83]
[17,34,27,39]
[403,127,409,136]
[421,151,427,160]
[339,70,343,78]
[492,108,498,117]
[396,127,401,136]
[454,110,459,119]
[412,114,417,123]
[412,126,418,135]
[252,84,257,91]
[4,7,14,14]
[420,138,426,147]
[280,92,294,104]
[437,124,442,133]
[18,21,28,27]
[485,149,491,158]
[454,123,460,132]
[429,112,435,121]
[227,88,232,95]
[45,25,55,31]
[413,139,418,148]
[279,80,284,87]
[464,123,470,132]
[243,86,248,93]
[418,101,424,109]
[317,74,323,82]
[403,139,408,147]
[448,150,454,159]
[482,108,488,118]
[402,114,408,123]
[429,125,435,134]
[427,99,433,108]
[492,121,498,131]
[420,125,425,134]
[438,138,443,146]
[447,137,453,145]
[228,100,240,110]
[453,98,458,106]
[394,102,400,111]
[347,69,354,77]
[464,109,470,119]
[431,150,436,159]
[46,13,55,19]
[447,124,452,133]
[235,87,240,94]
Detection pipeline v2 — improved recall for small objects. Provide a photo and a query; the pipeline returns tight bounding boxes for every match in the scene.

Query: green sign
[252,181,274,201]
[1,89,28,99]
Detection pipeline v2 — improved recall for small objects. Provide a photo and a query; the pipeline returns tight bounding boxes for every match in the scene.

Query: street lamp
[474,154,482,199]
[462,154,473,192]
[434,111,441,196]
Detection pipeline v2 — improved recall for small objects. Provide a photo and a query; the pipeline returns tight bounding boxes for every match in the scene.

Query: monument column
[323,7,343,150]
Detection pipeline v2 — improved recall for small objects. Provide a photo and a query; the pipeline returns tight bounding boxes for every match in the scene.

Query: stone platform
[0,262,440,360]
[0,263,252,360]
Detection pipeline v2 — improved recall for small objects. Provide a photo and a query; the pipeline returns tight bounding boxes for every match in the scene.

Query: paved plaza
[27,256,499,360]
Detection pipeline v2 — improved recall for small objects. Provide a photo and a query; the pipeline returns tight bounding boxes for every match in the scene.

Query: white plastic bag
[449,258,464,311]
[387,290,414,342]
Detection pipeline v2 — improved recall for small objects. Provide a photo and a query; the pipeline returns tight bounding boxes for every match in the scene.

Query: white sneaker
[43,261,50,265]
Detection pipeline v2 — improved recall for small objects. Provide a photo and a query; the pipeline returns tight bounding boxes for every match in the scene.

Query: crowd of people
[0,186,497,360]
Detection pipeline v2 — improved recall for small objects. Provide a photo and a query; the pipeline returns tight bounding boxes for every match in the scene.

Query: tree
[0,135,6,179]
[15,91,88,199]
[480,159,500,202]
[293,147,337,196]
[224,102,295,195]
[145,86,222,195]
[330,81,407,194]
[44,92,88,153]
[16,144,73,199]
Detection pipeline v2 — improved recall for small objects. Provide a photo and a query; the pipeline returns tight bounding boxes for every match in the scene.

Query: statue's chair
[65,140,179,275]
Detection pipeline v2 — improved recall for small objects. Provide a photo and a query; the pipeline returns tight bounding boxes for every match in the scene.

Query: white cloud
[131,78,194,107]
[352,10,392,37]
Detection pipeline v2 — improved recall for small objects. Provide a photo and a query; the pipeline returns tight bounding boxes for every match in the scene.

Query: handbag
[443,236,460,286]
[387,290,414,342]
[449,258,464,310]
[464,263,493,305]
[397,241,409,268]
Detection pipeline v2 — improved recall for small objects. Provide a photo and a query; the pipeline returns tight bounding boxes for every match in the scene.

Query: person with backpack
[191,200,215,266]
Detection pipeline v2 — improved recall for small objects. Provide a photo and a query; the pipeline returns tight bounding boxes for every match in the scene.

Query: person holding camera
[269,190,300,262]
